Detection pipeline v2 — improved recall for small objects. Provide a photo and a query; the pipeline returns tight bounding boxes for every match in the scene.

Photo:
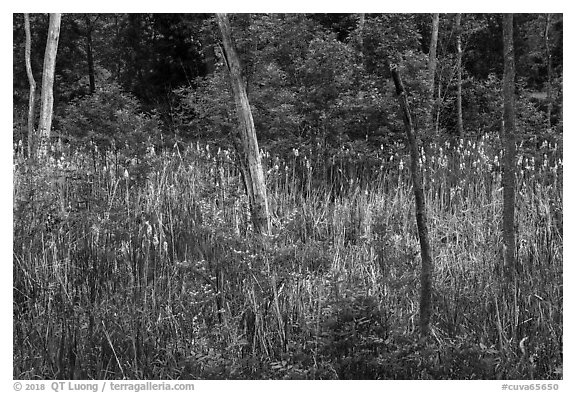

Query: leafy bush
[58,83,161,158]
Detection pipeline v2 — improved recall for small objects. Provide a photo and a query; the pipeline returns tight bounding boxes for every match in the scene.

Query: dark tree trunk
[391,65,434,337]
[358,13,365,67]
[114,14,121,82]
[502,13,517,276]
[427,13,439,134]
[456,13,464,137]
[216,13,271,236]
[204,44,217,75]
[85,15,96,94]
[24,13,37,158]
[37,13,62,160]
[545,13,553,129]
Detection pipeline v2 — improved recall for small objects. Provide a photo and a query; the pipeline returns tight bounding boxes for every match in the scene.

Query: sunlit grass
[13,135,562,379]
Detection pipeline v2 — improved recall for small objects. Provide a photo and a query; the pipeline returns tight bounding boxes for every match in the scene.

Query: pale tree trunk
[456,13,464,137]
[502,13,517,276]
[216,13,271,236]
[216,14,280,351]
[37,13,62,160]
[545,13,553,129]
[427,13,439,134]
[24,14,36,158]
[391,65,434,337]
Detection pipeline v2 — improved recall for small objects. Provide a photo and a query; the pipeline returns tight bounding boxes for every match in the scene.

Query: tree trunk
[358,13,365,67]
[24,13,36,158]
[435,74,441,134]
[114,14,121,82]
[545,13,553,129]
[37,13,62,160]
[85,15,96,94]
[390,65,434,337]
[203,38,217,75]
[456,13,464,137]
[502,13,517,276]
[427,13,440,134]
[216,13,271,235]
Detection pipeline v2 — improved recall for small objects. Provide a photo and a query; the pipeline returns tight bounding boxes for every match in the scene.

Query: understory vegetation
[13,135,562,379]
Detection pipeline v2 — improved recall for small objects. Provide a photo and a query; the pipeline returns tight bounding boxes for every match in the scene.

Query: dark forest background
[13,14,562,155]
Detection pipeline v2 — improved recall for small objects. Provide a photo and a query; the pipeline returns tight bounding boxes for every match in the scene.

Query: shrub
[57,83,161,159]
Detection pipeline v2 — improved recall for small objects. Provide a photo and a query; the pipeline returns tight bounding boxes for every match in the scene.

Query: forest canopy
[13,13,563,157]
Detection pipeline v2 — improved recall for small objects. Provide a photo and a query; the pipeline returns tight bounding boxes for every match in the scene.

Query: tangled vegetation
[13,134,562,379]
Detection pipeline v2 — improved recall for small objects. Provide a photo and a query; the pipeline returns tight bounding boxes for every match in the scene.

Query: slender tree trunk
[435,75,441,134]
[85,15,96,94]
[427,13,440,134]
[37,13,62,160]
[456,13,464,137]
[502,13,517,276]
[545,13,553,129]
[390,65,434,337]
[358,13,365,67]
[24,13,37,158]
[203,34,217,75]
[114,14,121,81]
[216,13,271,235]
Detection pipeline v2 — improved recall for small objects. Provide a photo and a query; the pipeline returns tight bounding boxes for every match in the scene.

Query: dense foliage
[13,13,563,153]
[57,83,161,156]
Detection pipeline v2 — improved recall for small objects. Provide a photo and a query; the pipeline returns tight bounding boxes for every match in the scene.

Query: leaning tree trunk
[456,13,464,138]
[24,13,36,158]
[37,13,62,160]
[427,13,439,134]
[502,13,517,277]
[216,13,271,236]
[391,65,434,337]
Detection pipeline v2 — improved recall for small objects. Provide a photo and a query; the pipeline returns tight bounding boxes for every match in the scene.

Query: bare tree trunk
[456,13,464,137]
[427,13,440,134]
[391,65,434,337]
[502,13,517,276]
[545,13,553,129]
[435,76,441,134]
[216,13,271,235]
[37,13,62,160]
[24,13,36,158]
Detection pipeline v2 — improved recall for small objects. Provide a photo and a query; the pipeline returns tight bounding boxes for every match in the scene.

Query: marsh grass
[13,135,562,379]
